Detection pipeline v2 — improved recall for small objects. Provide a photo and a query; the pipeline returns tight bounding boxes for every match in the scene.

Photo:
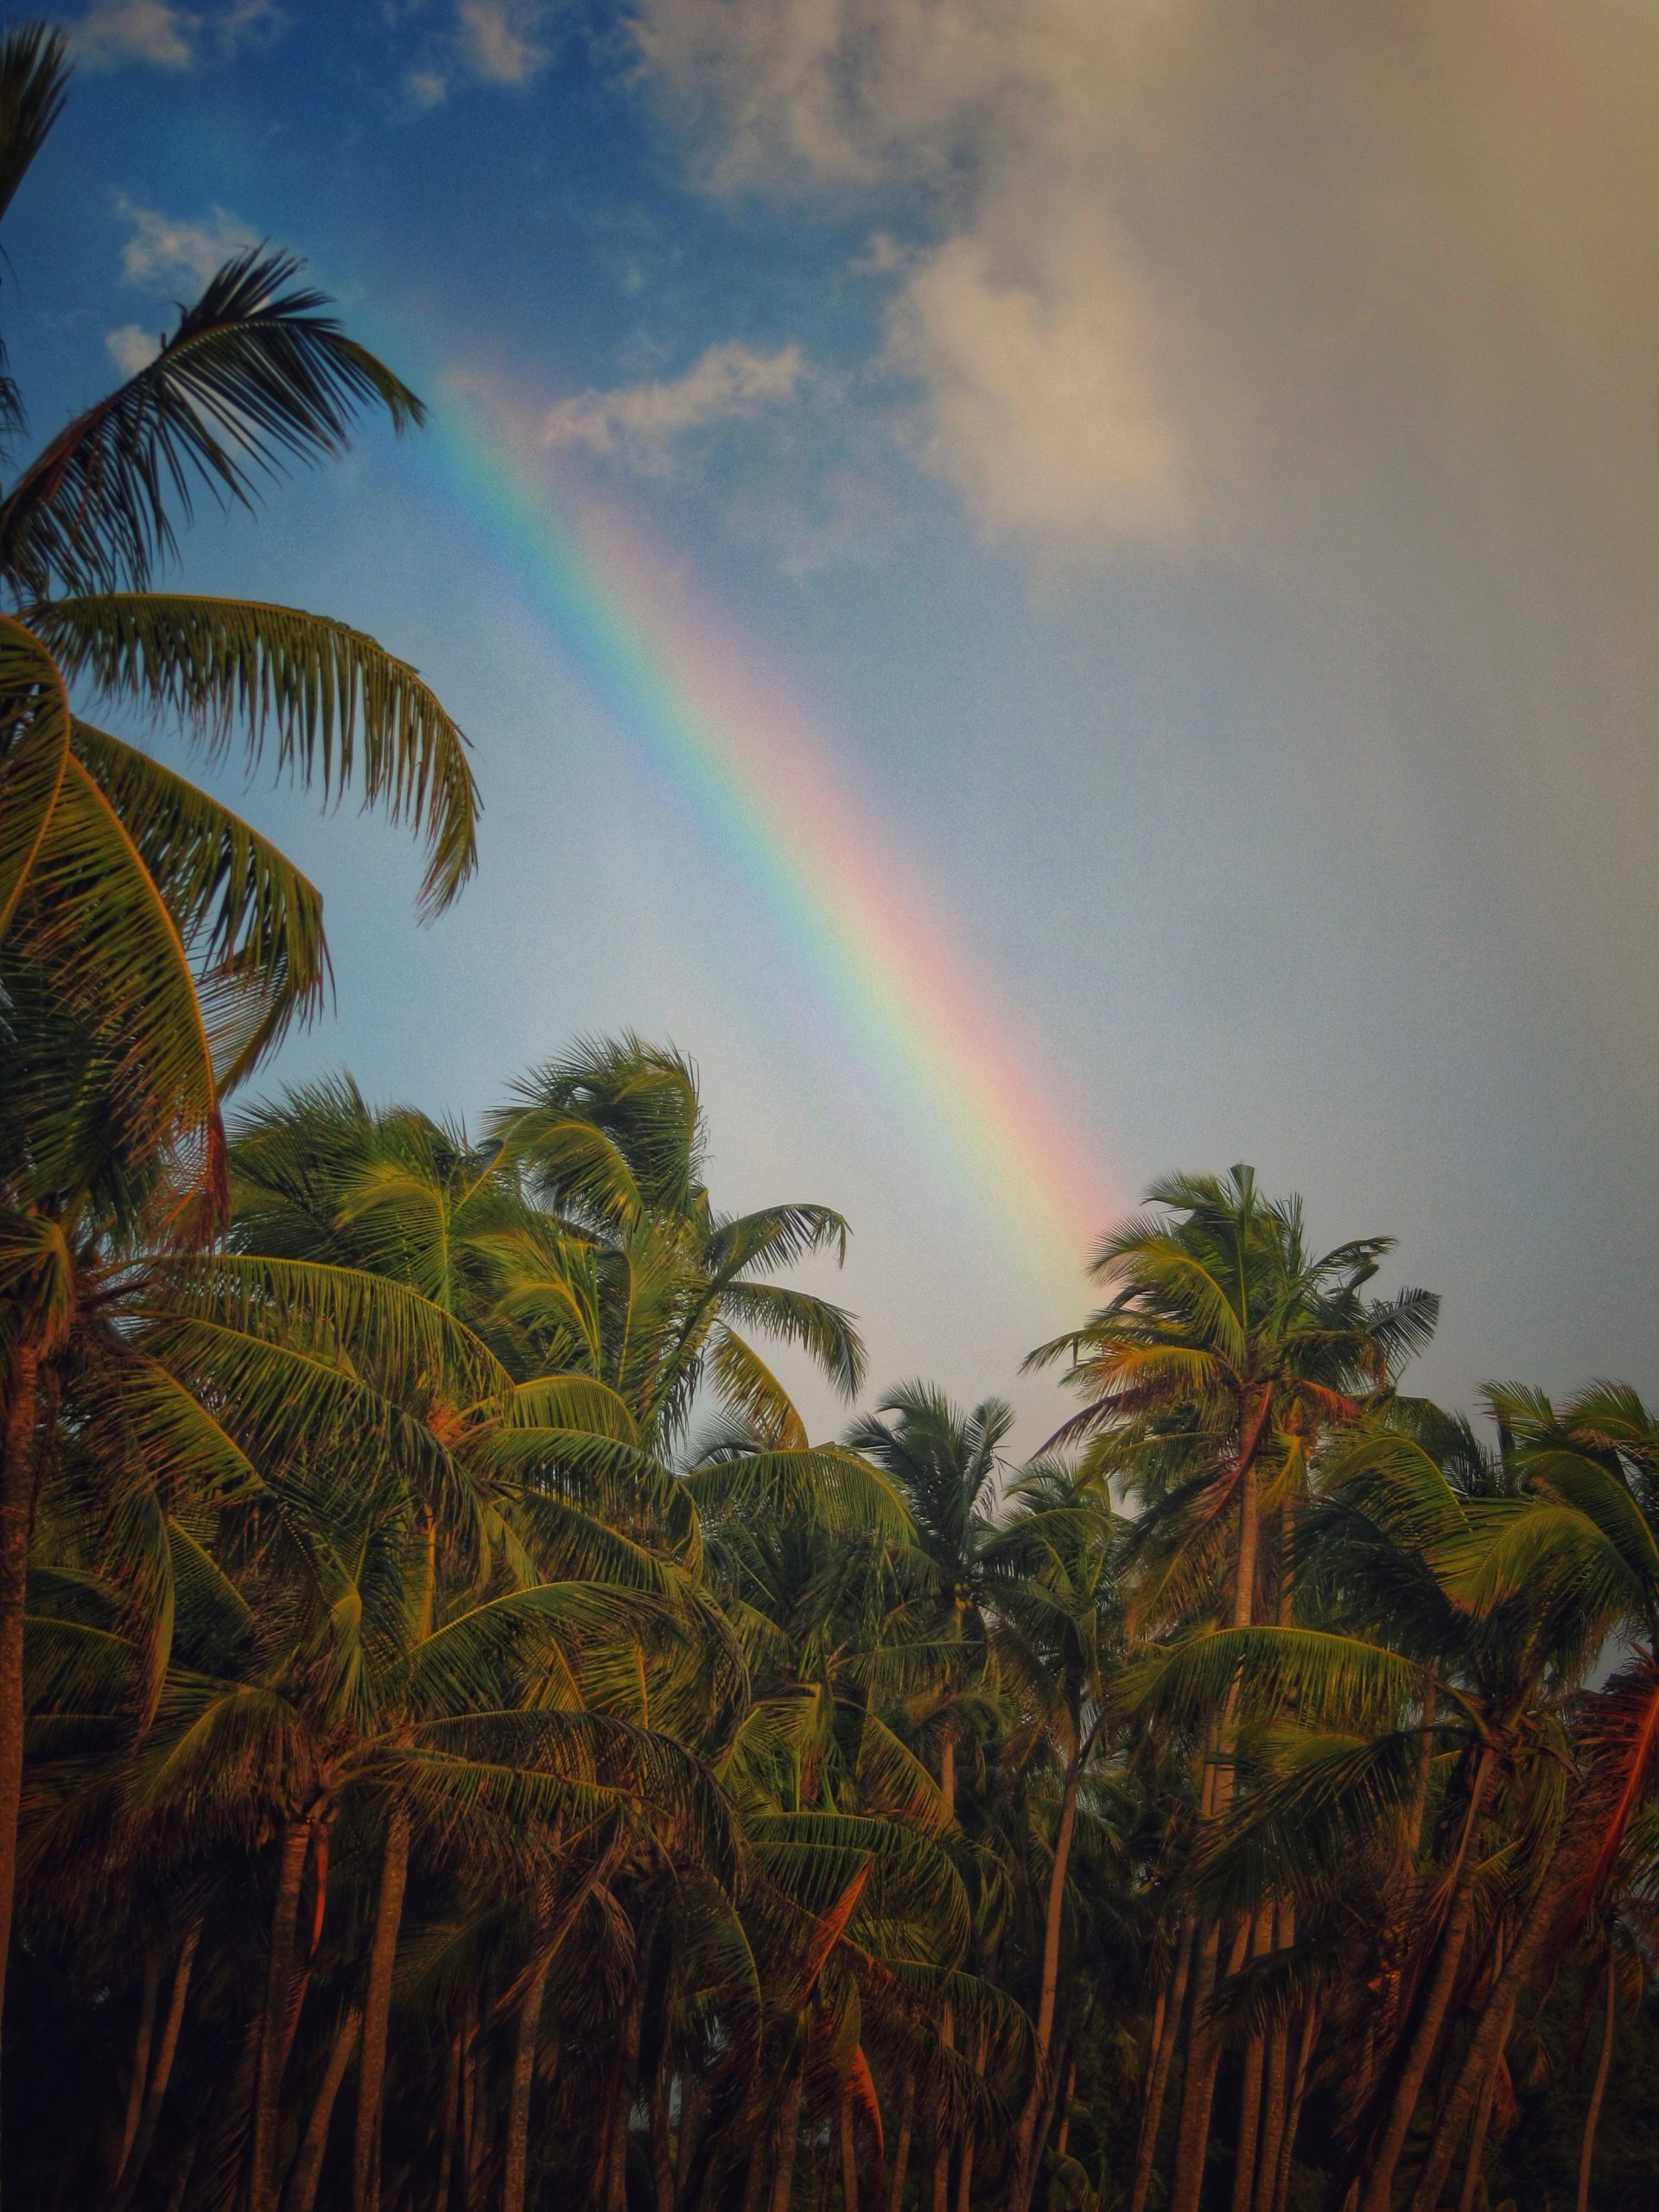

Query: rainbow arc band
[433,378,1112,1292]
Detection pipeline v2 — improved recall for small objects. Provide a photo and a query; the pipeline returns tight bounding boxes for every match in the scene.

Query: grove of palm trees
[1,23,1654,2212]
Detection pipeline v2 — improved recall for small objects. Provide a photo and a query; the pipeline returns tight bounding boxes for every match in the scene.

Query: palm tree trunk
[1575,1952,1617,2212]
[954,2027,989,2212]
[111,1920,201,2212]
[1129,1916,1195,2212]
[1405,1840,1570,2212]
[675,2074,710,2210]
[457,2005,479,2212]
[436,2024,461,2212]
[604,1961,648,2212]
[283,2004,362,2212]
[739,2121,769,2212]
[1054,2053,1077,2159]
[929,2002,954,2212]
[1170,1440,1265,2212]
[1454,2058,1498,2212]
[1013,1745,1083,2211]
[1166,1916,1228,2212]
[769,2065,807,2212]
[352,1799,411,2212]
[503,1950,553,2212]
[650,2057,675,2212]
[113,1949,162,2185]
[251,1814,316,2212]
[1270,2002,1318,2212]
[0,1338,41,2142]
[1229,1907,1272,2212]
[1359,1748,1497,2212]
[1249,1900,1294,2212]
[886,2073,916,2212]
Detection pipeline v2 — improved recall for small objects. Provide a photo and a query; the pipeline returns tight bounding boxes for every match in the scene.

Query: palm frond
[0,248,422,599]
[38,596,476,916]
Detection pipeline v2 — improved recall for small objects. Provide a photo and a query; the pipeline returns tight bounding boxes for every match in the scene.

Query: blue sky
[10,0,1656,1438]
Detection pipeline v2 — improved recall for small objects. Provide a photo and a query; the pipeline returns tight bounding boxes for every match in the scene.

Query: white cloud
[115,196,259,291]
[889,228,1185,541]
[74,0,283,68]
[105,323,162,376]
[76,0,200,69]
[543,341,808,470]
[456,0,551,86]
[631,0,1659,566]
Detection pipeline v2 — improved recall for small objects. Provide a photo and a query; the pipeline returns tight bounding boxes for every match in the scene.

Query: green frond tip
[0,247,424,598]
[35,596,478,916]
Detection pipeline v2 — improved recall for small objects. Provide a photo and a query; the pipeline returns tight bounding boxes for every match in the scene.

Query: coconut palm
[0,22,481,2088]
[1028,1167,1439,2212]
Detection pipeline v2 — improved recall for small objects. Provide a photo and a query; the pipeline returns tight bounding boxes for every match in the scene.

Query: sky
[8,0,1656,1442]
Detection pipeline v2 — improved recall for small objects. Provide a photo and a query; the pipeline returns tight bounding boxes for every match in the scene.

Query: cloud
[105,323,162,375]
[76,0,200,68]
[631,0,1659,1099]
[889,226,1186,541]
[403,0,556,112]
[542,341,809,470]
[457,0,551,85]
[405,67,449,110]
[115,196,259,291]
[74,0,283,68]
[631,0,1659,568]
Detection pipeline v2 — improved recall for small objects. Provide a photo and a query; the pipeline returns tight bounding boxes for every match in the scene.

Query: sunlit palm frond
[38,596,476,916]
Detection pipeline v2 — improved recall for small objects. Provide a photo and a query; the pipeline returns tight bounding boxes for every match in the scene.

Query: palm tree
[1029,1166,1439,2212]
[493,1036,864,1450]
[0,21,480,2095]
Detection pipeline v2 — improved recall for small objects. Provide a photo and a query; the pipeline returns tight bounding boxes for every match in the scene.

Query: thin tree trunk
[954,2027,989,2212]
[1360,1749,1498,2212]
[1454,2059,1499,2212]
[1251,1900,1294,2212]
[251,1815,316,2212]
[1166,1916,1223,2212]
[1170,1443,1265,2212]
[1574,1952,1617,2212]
[1130,1916,1196,2212]
[111,1920,201,2212]
[739,2120,770,2212]
[435,2024,461,2212]
[503,1951,553,2212]
[114,1950,162,2185]
[456,2007,480,2212]
[929,2002,954,2212]
[283,2004,362,2212]
[463,2008,488,2212]
[1271,2002,1319,2212]
[0,1338,41,2173]
[1053,2054,1077,2160]
[1406,1838,1575,2212]
[769,2066,807,2212]
[886,2073,916,2212]
[1013,1745,1084,2211]
[675,2075,710,2211]
[1229,1907,1273,2212]
[650,2058,675,2212]
[350,1800,411,2212]
[605,1964,648,2212]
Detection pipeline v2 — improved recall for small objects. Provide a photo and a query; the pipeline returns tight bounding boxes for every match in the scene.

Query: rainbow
[425,376,1116,1289]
